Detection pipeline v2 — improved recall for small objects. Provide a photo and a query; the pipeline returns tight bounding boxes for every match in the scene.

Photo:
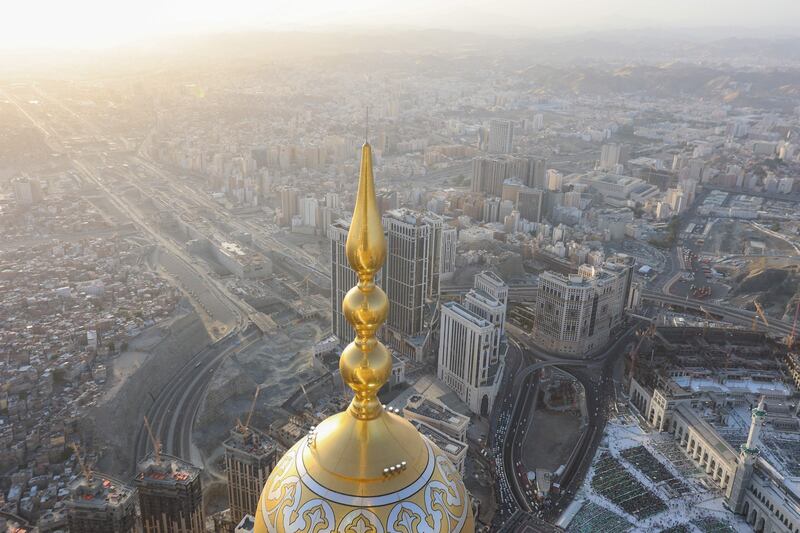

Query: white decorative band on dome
[295,437,435,506]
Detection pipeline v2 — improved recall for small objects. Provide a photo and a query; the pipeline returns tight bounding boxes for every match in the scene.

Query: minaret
[253,139,474,532]
[728,396,767,512]
[743,396,767,455]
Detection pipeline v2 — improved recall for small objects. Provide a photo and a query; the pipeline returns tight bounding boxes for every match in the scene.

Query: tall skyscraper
[440,226,458,280]
[382,209,449,358]
[546,169,563,191]
[438,302,496,415]
[472,156,505,196]
[298,195,318,227]
[482,197,501,222]
[464,274,507,364]
[474,270,508,309]
[279,187,298,226]
[517,187,544,223]
[471,155,544,196]
[528,157,548,189]
[329,220,383,345]
[599,143,630,171]
[253,140,474,532]
[533,264,629,357]
[488,119,514,154]
[224,426,278,524]
[135,453,204,533]
[67,475,137,533]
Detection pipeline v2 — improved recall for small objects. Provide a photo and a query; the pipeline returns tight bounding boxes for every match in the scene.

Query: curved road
[492,324,639,526]
[132,326,261,471]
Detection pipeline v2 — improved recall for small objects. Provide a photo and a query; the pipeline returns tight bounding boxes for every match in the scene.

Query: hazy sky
[3,0,800,50]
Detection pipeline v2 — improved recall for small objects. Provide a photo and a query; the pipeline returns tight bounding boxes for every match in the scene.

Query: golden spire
[252,132,475,533]
[340,141,390,420]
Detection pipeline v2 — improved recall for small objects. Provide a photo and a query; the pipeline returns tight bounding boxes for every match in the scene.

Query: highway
[133,326,262,470]
[135,135,332,283]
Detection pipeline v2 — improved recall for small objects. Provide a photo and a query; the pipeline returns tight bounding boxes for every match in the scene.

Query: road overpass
[444,282,793,339]
[641,290,793,338]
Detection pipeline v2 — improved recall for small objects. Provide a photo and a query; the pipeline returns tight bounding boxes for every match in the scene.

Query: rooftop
[135,453,201,486]
[410,420,466,457]
[673,376,792,398]
[68,474,135,510]
[223,426,278,458]
[405,395,469,428]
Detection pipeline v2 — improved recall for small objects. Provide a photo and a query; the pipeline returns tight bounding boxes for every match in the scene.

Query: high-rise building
[473,270,508,309]
[66,475,137,533]
[224,426,278,525]
[517,187,544,223]
[279,187,298,226]
[135,453,204,533]
[298,195,318,228]
[482,197,501,222]
[471,156,508,197]
[253,141,474,532]
[465,288,507,365]
[438,302,496,415]
[377,190,398,214]
[329,220,383,345]
[599,143,630,171]
[12,176,43,206]
[527,157,548,189]
[382,209,448,358]
[324,192,340,210]
[472,155,544,196]
[546,169,563,191]
[466,271,507,364]
[533,264,629,357]
[488,119,514,153]
[440,226,458,280]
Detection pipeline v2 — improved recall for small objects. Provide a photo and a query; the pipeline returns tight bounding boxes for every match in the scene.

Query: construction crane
[296,274,313,296]
[628,323,656,380]
[786,300,800,350]
[70,443,93,481]
[236,385,263,436]
[699,305,713,334]
[752,299,769,332]
[143,416,161,464]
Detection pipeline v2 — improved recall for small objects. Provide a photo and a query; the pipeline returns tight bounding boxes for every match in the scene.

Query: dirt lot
[522,407,583,472]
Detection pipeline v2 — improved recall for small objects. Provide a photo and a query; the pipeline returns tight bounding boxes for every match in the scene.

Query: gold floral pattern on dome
[256,436,472,532]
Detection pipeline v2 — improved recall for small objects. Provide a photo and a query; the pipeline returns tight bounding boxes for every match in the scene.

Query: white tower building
[437,302,495,415]
[488,119,514,154]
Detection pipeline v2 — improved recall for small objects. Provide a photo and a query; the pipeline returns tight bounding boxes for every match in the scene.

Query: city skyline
[3,7,800,531]
[3,0,800,52]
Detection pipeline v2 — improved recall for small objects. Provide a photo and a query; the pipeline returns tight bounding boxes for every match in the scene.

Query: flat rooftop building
[223,426,278,525]
[404,394,469,442]
[135,453,204,533]
[410,420,467,475]
[67,474,137,533]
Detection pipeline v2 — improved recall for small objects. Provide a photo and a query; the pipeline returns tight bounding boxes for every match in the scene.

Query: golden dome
[254,141,474,533]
